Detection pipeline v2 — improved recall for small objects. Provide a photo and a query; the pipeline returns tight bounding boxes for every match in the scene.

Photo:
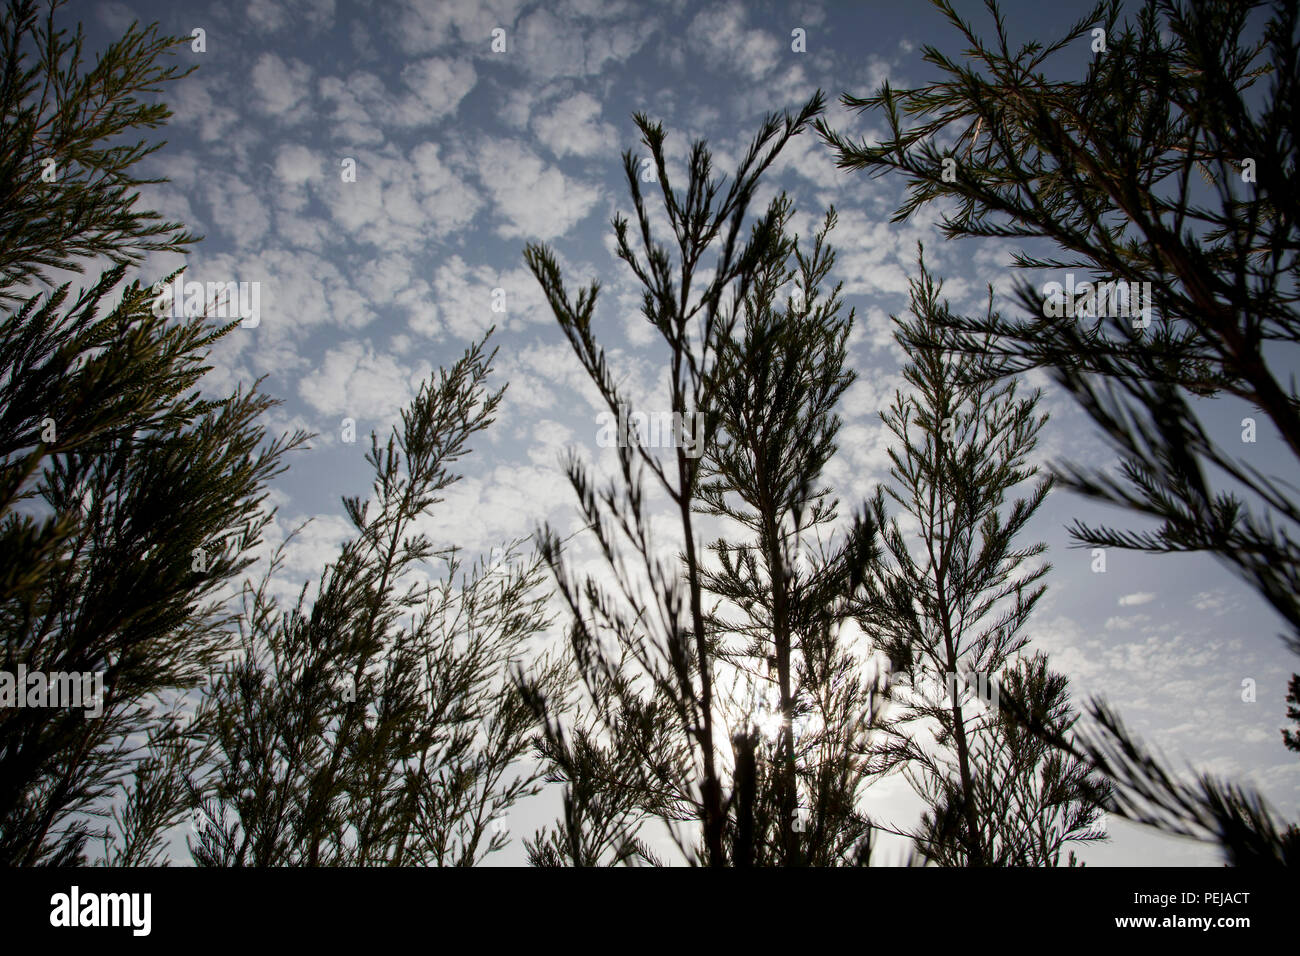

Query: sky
[68,0,1300,865]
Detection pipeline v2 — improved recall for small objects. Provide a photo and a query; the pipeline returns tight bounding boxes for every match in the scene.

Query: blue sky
[74,0,1300,864]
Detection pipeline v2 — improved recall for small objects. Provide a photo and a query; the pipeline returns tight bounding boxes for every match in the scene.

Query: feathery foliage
[0,0,198,304]
[0,0,305,865]
[857,250,1106,866]
[694,197,883,865]
[820,0,1299,864]
[520,93,897,866]
[912,653,1108,867]
[189,335,561,866]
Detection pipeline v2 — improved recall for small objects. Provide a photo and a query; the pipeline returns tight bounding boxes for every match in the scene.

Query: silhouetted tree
[0,0,304,865]
[915,653,1107,866]
[694,197,883,865]
[1281,673,1300,753]
[520,93,896,866]
[189,334,563,866]
[858,251,1106,866]
[0,0,197,304]
[820,0,1299,864]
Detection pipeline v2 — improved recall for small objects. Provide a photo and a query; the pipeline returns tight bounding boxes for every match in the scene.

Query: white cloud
[165,77,242,144]
[411,141,482,228]
[390,0,529,55]
[187,246,380,387]
[410,461,574,558]
[526,419,576,465]
[793,3,826,28]
[247,0,336,33]
[1104,614,1152,631]
[96,1,136,34]
[356,254,432,330]
[532,92,618,159]
[410,255,553,340]
[1192,590,1230,613]
[687,2,781,81]
[773,130,848,190]
[500,84,545,129]
[318,59,476,133]
[274,144,322,189]
[199,173,271,249]
[298,340,433,420]
[399,57,478,123]
[515,7,653,79]
[250,53,313,117]
[1119,592,1157,607]
[254,510,355,609]
[317,72,388,143]
[325,143,481,251]
[474,139,601,239]
[495,339,604,419]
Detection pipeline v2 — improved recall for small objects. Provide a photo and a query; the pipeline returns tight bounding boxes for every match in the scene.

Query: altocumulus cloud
[475,139,602,239]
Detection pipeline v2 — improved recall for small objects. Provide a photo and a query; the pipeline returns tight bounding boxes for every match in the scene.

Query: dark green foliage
[1003,695,1300,865]
[96,716,204,866]
[189,335,561,866]
[819,0,1300,652]
[696,198,883,865]
[915,654,1108,867]
[1285,673,1300,753]
[0,0,198,304]
[520,93,895,866]
[857,251,1105,866]
[0,1,304,864]
[11,0,1292,871]
[820,0,1298,864]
